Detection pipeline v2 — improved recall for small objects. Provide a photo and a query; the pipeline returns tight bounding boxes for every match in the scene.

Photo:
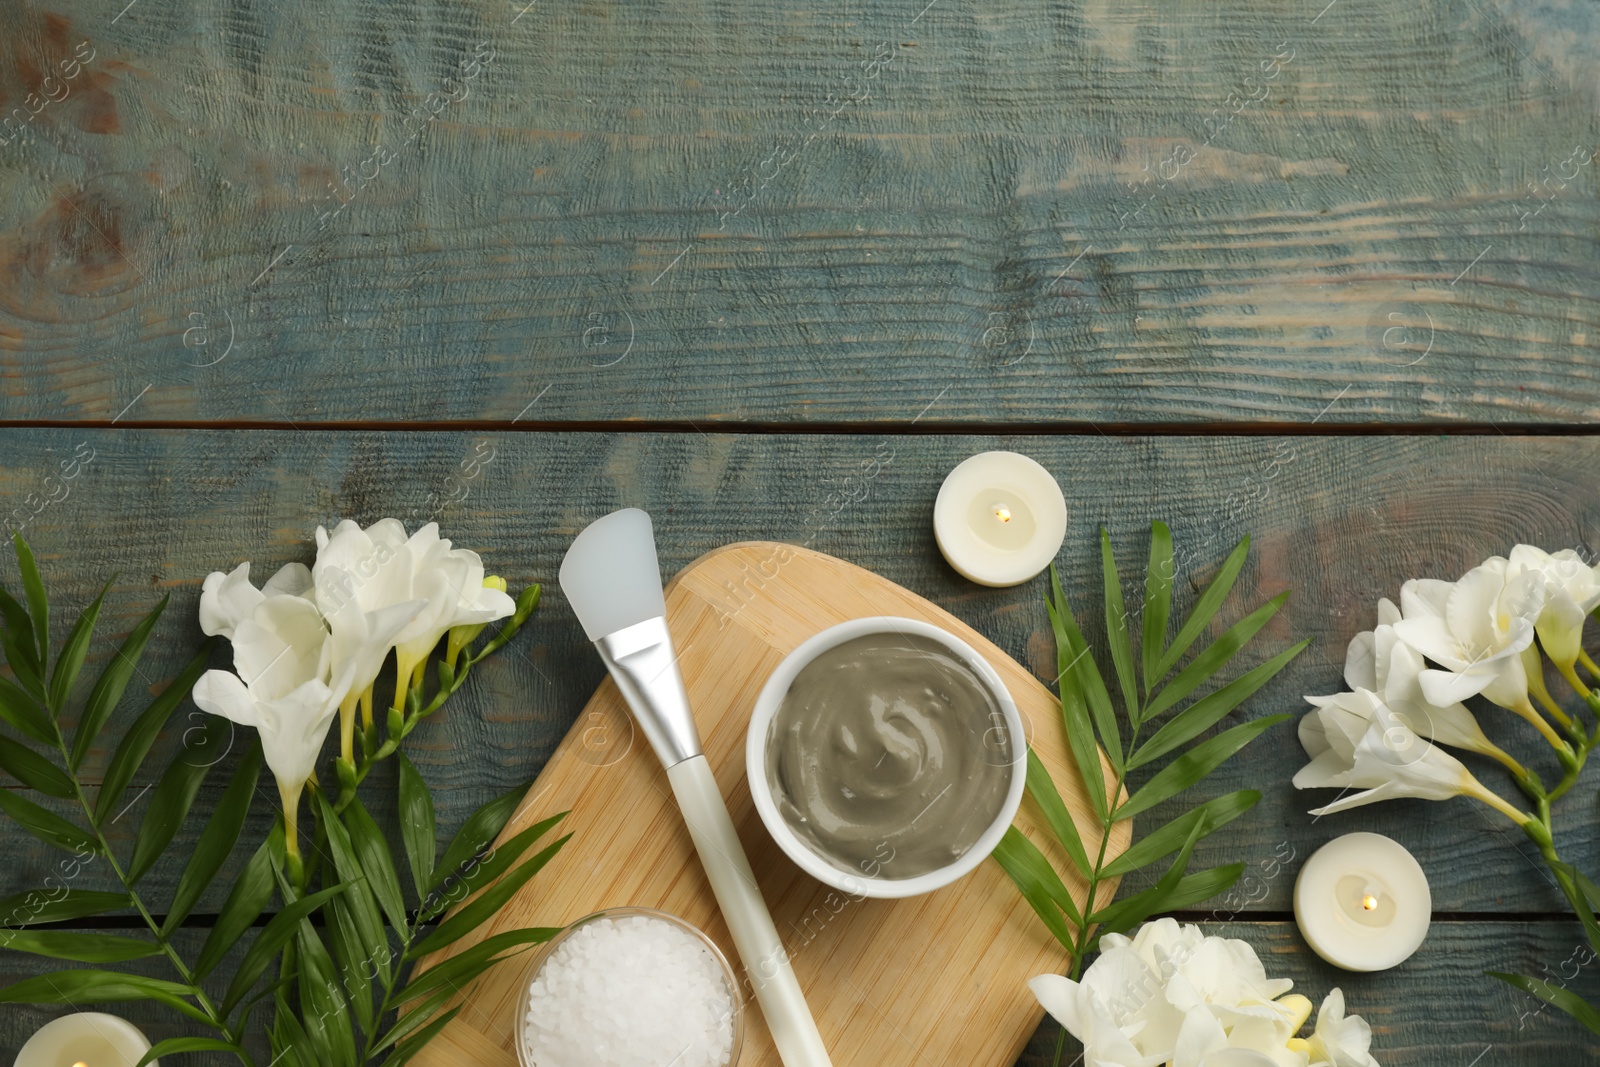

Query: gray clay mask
[765,632,1013,881]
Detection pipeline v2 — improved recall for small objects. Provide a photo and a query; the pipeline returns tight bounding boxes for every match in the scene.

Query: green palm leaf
[194,823,283,980]
[1141,521,1174,689]
[419,812,567,925]
[162,739,262,934]
[0,734,75,796]
[0,583,42,679]
[430,781,532,889]
[0,929,161,962]
[397,752,437,900]
[0,969,212,1027]
[12,534,50,678]
[0,888,131,926]
[1490,972,1600,1036]
[95,639,217,825]
[137,1037,250,1067]
[1119,715,1289,820]
[1128,642,1307,769]
[221,882,349,1017]
[1102,790,1259,879]
[0,790,98,854]
[997,528,1297,979]
[72,593,167,769]
[1151,535,1250,684]
[408,834,571,959]
[0,675,54,745]
[47,580,110,717]
[1143,592,1289,721]
[127,714,230,884]
[1100,528,1139,718]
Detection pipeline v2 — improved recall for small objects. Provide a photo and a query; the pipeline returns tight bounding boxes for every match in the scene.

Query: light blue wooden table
[2,0,1599,1062]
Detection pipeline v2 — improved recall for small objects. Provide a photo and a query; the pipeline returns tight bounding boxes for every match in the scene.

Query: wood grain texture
[0,428,1597,923]
[407,542,1126,1067]
[1,0,1598,425]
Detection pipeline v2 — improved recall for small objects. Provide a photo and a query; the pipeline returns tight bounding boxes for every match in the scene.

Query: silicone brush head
[559,508,668,641]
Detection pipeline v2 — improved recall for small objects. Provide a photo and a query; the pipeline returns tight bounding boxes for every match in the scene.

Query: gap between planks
[3,419,1600,436]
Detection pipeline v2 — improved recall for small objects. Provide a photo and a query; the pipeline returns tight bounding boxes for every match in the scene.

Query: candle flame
[73,1062,89,1067]
[1361,894,1378,911]
[993,505,1012,523]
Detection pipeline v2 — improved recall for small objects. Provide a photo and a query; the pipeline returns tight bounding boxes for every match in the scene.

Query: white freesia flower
[1390,560,1544,712]
[198,560,313,640]
[1030,920,1343,1067]
[313,518,422,700]
[312,522,434,755]
[1339,599,1518,772]
[1297,990,1379,1067]
[1390,560,1579,755]
[193,594,344,868]
[391,524,514,681]
[195,519,519,880]
[314,519,515,712]
[1507,545,1600,676]
[1175,1008,1306,1067]
[319,565,428,759]
[197,545,425,864]
[1293,688,1527,822]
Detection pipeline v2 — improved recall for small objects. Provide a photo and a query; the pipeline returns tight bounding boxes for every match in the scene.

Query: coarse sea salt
[521,914,737,1067]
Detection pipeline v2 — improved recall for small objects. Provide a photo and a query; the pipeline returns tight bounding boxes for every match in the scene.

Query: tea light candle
[933,452,1067,587]
[1294,832,1431,971]
[13,1012,156,1067]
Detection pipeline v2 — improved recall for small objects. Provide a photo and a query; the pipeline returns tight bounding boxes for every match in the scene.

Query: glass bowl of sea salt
[515,907,744,1067]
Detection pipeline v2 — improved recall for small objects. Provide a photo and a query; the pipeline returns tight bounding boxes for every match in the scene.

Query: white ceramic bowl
[745,616,1026,899]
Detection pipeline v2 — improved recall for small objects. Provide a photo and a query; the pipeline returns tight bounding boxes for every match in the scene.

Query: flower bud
[446,575,507,668]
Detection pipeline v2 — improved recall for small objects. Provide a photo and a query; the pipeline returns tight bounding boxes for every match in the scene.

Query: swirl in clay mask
[765,632,1013,880]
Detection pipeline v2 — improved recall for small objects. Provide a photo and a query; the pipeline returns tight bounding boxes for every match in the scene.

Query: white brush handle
[667,755,833,1067]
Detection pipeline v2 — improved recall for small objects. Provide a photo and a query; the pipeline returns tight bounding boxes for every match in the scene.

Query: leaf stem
[335,660,468,814]
[334,608,532,815]
[50,722,254,1065]
[1523,820,1588,916]
[1546,724,1596,805]
[359,895,425,1063]
[1068,716,1141,981]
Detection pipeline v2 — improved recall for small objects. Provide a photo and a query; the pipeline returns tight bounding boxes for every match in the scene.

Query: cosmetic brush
[560,508,833,1067]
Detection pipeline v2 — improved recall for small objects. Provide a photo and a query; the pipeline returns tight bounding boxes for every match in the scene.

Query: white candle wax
[13,1012,156,1067]
[933,452,1067,587]
[1293,832,1431,972]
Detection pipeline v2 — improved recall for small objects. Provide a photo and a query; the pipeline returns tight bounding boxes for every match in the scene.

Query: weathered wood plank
[1,0,1597,425]
[3,923,1592,1065]
[0,429,1597,920]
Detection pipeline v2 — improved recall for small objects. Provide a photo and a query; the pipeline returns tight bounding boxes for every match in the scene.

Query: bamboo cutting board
[411,542,1126,1067]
